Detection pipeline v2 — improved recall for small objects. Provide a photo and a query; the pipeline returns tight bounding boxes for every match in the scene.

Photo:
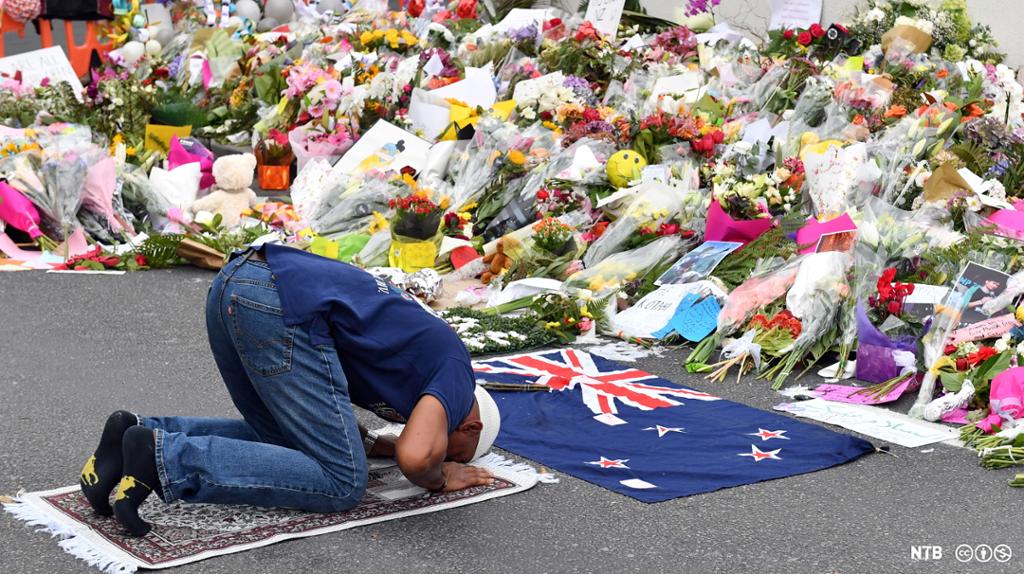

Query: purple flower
[685,0,721,16]
[563,75,596,104]
[508,24,538,43]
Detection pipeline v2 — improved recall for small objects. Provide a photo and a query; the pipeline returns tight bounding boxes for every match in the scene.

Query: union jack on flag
[477,350,874,502]
[474,349,721,426]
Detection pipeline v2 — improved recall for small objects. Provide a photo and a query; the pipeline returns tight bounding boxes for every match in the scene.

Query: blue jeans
[143,251,367,512]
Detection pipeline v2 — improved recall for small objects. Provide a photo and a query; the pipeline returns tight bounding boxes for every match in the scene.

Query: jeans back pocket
[229,294,296,377]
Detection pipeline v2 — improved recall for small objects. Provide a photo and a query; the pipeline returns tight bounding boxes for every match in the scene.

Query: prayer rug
[4,454,539,573]
[476,349,875,503]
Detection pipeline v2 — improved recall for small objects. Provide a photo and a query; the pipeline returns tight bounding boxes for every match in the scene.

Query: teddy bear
[190,153,259,228]
[480,237,514,284]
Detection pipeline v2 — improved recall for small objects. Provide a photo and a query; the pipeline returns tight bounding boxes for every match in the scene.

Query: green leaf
[939,371,966,393]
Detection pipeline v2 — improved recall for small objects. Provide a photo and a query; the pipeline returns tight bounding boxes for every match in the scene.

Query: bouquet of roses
[688,255,803,369]
[761,252,852,388]
[702,309,804,383]
[583,182,684,267]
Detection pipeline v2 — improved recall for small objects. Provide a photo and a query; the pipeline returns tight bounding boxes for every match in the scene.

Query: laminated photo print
[655,241,742,286]
[952,262,1014,329]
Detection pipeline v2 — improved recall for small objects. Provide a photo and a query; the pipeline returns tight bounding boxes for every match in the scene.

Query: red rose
[543,18,562,31]
[956,357,970,371]
[797,31,813,46]
[135,254,148,267]
[809,23,825,38]
[406,0,424,17]
[455,0,477,20]
[944,344,957,355]
[536,189,550,201]
[782,29,794,40]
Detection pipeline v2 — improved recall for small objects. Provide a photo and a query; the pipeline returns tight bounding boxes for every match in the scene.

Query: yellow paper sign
[845,56,864,71]
[144,124,192,153]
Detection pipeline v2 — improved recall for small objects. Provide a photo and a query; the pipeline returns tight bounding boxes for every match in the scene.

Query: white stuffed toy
[191,153,259,228]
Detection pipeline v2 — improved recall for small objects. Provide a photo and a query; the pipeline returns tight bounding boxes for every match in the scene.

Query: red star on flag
[643,425,685,438]
[747,428,789,441]
[586,456,630,469]
[738,444,782,462]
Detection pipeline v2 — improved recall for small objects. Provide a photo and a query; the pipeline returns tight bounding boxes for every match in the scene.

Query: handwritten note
[768,0,822,30]
[612,284,705,339]
[0,47,84,98]
[948,314,1020,345]
[674,296,721,342]
[776,399,959,448]
[584,0,626,40]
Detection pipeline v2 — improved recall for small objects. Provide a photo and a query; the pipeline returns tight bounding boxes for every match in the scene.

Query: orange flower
[852,114,865,125]
[936,69,949,79]
[884,105,907,119]
[965,103,984,117]
[507,150,526,165]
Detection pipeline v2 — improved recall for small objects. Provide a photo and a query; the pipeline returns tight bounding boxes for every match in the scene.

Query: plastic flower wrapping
[8,0,1024,476]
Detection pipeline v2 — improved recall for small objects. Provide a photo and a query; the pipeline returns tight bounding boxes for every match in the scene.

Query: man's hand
[441,462,493,492]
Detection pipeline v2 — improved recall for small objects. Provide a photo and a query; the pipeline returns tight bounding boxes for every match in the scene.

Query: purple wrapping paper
[855,302,917,384]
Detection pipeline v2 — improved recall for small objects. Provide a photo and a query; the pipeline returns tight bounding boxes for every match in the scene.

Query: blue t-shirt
[262,244,475,432]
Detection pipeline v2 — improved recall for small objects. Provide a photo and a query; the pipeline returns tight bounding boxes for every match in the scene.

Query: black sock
[79,411,139,516]
[112,426,163,537]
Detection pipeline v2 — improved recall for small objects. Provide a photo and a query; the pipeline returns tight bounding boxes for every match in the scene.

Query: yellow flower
[462,201,478,211]
[359,31,374,46]
[439,196,451,210]
[368,211,389,233]
[507,150,526,165]
[545,321,562,329]
[457,211,472,222]
[580,306,592,318]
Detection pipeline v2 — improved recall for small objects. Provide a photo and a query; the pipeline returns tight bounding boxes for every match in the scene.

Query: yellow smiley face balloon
[606,150,648,188]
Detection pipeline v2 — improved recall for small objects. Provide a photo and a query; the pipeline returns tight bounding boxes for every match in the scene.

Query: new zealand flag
[476,350,874,502]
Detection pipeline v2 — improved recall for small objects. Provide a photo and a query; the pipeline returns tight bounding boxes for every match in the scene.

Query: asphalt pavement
[1,267,1021,574]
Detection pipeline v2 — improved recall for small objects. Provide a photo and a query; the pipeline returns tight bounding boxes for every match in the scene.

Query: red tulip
[407,0,425,17]
[455,0,477,19]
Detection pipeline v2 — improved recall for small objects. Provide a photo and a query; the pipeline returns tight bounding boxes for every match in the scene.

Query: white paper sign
[904,284,950,305]
[775,399,960,448]
[0,47,84,98]
[768,0,822,30]
[407,69,497,141]
[584,0,626,40]
[611,282,721,339]
[332,120,430,177]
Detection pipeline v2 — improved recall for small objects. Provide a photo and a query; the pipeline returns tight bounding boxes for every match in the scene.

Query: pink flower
[578,318,594,332]
[323,79,343,102]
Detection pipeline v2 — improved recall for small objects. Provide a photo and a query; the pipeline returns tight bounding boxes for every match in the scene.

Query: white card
[584,0,626,40]
[768,0,822,30]
[0,47,84,99]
